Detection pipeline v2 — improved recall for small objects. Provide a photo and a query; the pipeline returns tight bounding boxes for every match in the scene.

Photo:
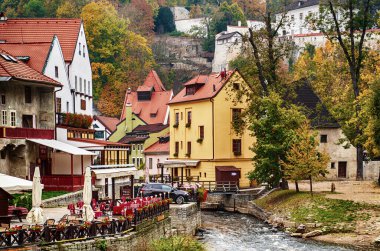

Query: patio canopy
[0,173,39,193]
[27,139,97,156]
[163,160,200,168]
[91,167,138,179]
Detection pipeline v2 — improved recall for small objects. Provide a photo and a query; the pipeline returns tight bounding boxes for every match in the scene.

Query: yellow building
[165,70,254,188]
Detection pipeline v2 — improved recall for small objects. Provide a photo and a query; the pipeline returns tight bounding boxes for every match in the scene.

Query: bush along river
[200,211,353,251]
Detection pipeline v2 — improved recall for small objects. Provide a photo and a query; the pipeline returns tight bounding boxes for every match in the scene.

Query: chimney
[0,12,7,22]
[238,21,241,27]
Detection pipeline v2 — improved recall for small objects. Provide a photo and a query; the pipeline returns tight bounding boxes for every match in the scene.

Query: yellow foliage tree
[281,122,330,194]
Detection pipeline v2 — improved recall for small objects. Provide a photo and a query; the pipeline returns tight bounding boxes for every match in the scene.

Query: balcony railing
[41,175,84,192]
[0,127,54,139]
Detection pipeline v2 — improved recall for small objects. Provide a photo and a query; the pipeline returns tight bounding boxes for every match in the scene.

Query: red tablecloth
[94,211,102,218]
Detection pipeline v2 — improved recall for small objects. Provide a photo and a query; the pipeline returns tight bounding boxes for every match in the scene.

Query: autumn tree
[306,0,380,180]
[232,0,265,19]
[281,122,330,194]
[81,0,155,116]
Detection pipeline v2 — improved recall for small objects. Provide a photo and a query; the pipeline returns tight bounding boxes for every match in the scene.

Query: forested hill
[0,0,265,117]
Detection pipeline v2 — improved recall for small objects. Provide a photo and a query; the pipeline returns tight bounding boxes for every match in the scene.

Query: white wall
[145,154,170,177]
[68,23,93,116]
[212,32,243,72]
[51,152,92,175]
[43,36,73,114]
[170,7,189,21]
[92,119,110,140]
[175,18,205,35]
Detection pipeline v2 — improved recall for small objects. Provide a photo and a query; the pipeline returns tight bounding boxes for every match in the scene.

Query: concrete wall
[42,190,83,208]
[175,18,205,35]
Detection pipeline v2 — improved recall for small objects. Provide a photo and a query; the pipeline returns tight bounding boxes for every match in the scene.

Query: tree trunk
[295,181,299,192]
[309,176,313,196]
[281,177,289,190]
[356,144,364,180]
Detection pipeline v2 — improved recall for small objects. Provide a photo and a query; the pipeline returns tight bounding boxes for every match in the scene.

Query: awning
[91,167,138,179]
[216,166,241,172]
[0,173,42,193]
[163,160,200,168]
[27,139,96,156]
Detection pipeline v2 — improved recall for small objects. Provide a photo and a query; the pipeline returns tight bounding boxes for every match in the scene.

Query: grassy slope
[255,190,376,233]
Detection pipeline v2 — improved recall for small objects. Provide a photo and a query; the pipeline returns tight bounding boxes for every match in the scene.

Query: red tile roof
[70,138,129,147]
[169,70,235,104]
[0,42,52,72]
[133,124,168,133]
[144,140,169,154]
[94,115,119,132]
[143,70,166,91]
[0,49,61,86]
[120,70,172,124]
[0,18,81,62]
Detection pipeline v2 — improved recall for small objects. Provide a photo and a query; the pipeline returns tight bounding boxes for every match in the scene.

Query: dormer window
[186,86,197,95]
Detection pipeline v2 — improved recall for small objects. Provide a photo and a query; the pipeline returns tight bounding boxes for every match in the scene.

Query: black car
[139,183,189,204]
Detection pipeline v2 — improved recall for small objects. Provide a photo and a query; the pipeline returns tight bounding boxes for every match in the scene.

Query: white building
[212,21,264,72]
[143,136,170,182]
[92,115,119,140]
[0,18,93,116]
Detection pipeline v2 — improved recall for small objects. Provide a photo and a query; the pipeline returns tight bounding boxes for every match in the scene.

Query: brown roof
[94,115,119,132]
[0,49,61,86]
[120,70,172,124]
[0,18,82,62]
[169,70,235,104]
[118,135,149,144]
[144,140,169,154]
[0,42,52,72]
[70,138,129,147]
[215,166,240,172]
[133,124,168,133]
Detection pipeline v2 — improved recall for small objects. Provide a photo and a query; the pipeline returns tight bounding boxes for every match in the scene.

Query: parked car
[8,206,28,222]
[139,183,189,204]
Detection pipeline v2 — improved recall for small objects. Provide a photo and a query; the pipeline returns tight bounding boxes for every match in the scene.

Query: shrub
[149,235,205,251]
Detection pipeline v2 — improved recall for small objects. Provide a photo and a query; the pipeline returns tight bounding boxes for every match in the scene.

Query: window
[10,111,16,127]
[140,144,143,152]
[186,86,197,95]
[331,162,335,169]
[79,42,81,55]
[1,94,5,105]
[187,111,192,125]
[80,78,82,92]
[291,15,294,21]
[175,112,179,125]
[55,66,59,78]
[187,141,191,156]
[25,86,32,103]
[66,102,69,112]
[84,79,87,94]
[88,82,91,95]
[320,134,327,143]
[232,108,241,121]
[83,45,85,57]
[204,172,206,178]
[56,98,62,113]
[94,131,105,139]
[81,99,86,110]
[132,157,135,165]
[2,110,7,125]
[149,158,153,169]
[132,145,135,151]
[75,76,78,90]
[199,126,204,139]
[175,142,179,155]
[232,139,241,155]
[233,83,240,90]
[300,13,303,20]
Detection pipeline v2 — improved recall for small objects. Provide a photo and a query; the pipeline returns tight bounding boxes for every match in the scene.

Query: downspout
[54,86,63,140]
[211,98,215,160]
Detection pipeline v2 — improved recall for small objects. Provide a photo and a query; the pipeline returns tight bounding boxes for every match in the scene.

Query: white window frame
[2,110,7,126]
[10,111,16,127]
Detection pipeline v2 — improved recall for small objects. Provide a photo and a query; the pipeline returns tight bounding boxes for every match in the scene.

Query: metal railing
[0,203,169,248]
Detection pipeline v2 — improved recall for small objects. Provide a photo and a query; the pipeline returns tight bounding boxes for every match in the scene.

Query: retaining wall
[42,190,83,208]
[170,202,201,235]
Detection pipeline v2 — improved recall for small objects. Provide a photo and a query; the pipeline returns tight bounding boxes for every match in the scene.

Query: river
[200,211,353,251]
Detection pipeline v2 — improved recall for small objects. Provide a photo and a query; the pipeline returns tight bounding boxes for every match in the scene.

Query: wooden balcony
[0,127,54,139]
[41,175,84,192]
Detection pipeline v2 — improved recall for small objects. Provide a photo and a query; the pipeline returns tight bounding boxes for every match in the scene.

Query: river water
[200,211,354,251]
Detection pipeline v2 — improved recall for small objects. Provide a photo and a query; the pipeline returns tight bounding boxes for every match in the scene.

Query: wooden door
[338,162,347,178]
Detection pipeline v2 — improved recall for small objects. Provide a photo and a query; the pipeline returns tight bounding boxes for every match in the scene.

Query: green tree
[23,0,46,17]
[154,6,175,33]
[247,92,307,188]
[281,122,330,194]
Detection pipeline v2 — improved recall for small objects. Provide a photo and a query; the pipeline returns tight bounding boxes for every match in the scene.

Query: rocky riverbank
[254,190,380,250]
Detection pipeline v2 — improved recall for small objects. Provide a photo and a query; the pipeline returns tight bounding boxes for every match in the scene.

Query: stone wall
[170,202,201,235]
[42,190,83,208]
[41,218,172,251]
